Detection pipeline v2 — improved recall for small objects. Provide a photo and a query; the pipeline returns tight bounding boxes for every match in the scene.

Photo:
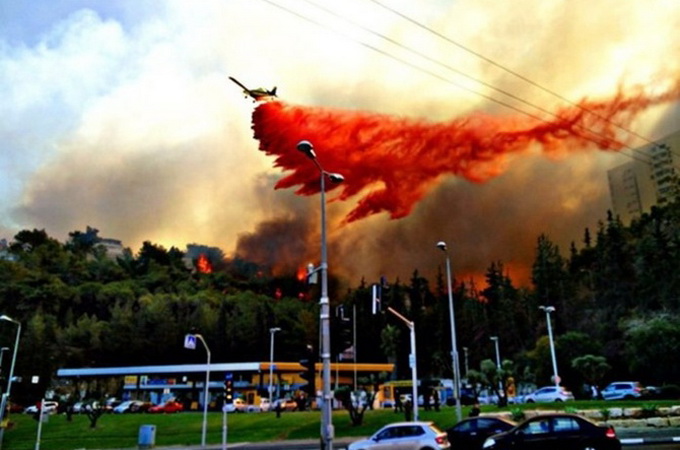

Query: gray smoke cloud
[2,0,679,287]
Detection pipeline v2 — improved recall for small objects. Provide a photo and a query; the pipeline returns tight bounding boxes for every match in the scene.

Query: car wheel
[526,399,535,403]
[554,399,563,402]
[418,447,435,450]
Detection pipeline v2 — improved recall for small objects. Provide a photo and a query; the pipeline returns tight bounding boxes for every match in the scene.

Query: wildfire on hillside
[196,253,213,274]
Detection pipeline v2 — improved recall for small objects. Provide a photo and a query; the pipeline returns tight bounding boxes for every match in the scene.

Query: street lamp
[268,328,281,402]
[184,333,211,449]
[297,140,343,450]
[490,336,503,399]
[436,241,462,423]
[0,315,21,449]
[539,306,560,388]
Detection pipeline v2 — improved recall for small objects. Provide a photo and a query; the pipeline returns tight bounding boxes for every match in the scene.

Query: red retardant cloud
[251,82,680,223]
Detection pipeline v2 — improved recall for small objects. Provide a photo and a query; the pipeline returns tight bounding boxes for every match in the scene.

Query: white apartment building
[608,129,680,224]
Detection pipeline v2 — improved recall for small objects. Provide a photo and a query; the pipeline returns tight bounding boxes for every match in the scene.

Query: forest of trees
[1,198,680,405]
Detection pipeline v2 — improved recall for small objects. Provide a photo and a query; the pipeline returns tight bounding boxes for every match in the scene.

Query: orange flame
[251,82,680,223]
[296,265,308,282]
[196,253,213,274]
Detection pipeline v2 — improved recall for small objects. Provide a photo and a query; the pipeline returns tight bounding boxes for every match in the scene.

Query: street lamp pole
[297,140,344,450]
[539,306,560,388]
[188,333,211,449]
[269,328,281,402]
[490,336,503,399]
[437,241,462,423]
[0,315,21,449]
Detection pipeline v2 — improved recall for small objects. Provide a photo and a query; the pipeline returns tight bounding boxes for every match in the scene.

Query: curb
[621,435,680,445]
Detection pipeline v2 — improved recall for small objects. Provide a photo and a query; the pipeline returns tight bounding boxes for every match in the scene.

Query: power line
[258,0,652,165]
[367,0,670,161]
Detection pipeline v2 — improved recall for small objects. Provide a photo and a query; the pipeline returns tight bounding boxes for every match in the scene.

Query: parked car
[113,400,152,413]
[601,381,646,400]
[224,398,247,413]
[274,398,298,411]
[482,413,621,450]
[523,386,575,403]
[348,421,450,450]
[148,400,183,413]
[447,416,516,450]
[259,398,272,412]
[25,401,59,415]
[6,402,24,414]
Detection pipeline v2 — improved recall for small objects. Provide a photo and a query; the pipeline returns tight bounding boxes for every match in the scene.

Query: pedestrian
[394,395,403,413]
[469,402,480,417]
[433,389,440,412]
[404,399,412,421]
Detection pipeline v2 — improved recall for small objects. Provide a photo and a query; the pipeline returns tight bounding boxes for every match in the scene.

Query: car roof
[518,413,595,424]
[384,421,435,427]
[460,416,516,423]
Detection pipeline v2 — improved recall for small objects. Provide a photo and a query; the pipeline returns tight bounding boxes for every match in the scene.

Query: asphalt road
[148,429,680,449]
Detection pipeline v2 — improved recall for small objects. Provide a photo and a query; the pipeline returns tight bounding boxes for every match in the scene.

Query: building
[608,129,680,223]
[56,361,394,410]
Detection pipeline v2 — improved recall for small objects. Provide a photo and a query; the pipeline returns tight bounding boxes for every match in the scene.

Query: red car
[148,401,183,413]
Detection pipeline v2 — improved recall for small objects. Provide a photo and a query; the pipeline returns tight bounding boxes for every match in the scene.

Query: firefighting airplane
[228,76,277,102]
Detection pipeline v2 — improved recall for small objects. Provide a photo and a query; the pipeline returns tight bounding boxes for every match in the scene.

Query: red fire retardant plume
[252,83,680,223]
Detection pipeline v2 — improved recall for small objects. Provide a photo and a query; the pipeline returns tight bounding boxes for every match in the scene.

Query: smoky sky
[2,0,680,288]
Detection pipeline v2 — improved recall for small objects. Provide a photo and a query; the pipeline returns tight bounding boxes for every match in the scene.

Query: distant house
[97,238,126,259]
[0,238,17,262]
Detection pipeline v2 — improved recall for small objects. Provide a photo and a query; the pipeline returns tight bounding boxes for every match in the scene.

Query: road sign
[184,334,197,350]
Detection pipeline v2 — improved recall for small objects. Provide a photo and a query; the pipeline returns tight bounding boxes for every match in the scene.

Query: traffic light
[299,346,316,396]
[224,373,234,404]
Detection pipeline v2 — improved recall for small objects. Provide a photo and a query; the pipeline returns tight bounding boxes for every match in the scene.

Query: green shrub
[640,404,658,418]
[599,407,611,421]
[510,407,525,421]
[564,406,578,414]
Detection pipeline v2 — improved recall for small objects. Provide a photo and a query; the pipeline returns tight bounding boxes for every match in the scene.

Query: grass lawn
[3,400,676,449]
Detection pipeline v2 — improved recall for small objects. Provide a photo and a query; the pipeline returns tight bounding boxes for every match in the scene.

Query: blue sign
[225,372,233,381]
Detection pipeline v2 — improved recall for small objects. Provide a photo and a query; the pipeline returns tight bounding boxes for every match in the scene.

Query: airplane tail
[272,87,277,96]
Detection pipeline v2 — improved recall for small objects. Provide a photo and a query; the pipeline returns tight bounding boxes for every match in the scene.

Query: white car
[259,398,271,412]
[25,401,59,414]
[601,381,646,400]
[523,386,575,403]
[223,398,247,413]
[348,421,450,450]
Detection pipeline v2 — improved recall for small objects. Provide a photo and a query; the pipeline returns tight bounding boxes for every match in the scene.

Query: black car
[447,416,516,450]
[482,413,621,450]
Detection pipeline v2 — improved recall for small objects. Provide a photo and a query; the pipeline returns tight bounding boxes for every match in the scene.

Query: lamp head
[0,315,17,324]
[327,172,344,183]
[270,327,281,333]
[296,140,317,159]
[436,241,447,251]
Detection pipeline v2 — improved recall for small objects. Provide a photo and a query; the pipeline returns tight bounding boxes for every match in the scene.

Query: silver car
[601,381,646,400]
[348,421,450,450]
[523,386,575,403]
